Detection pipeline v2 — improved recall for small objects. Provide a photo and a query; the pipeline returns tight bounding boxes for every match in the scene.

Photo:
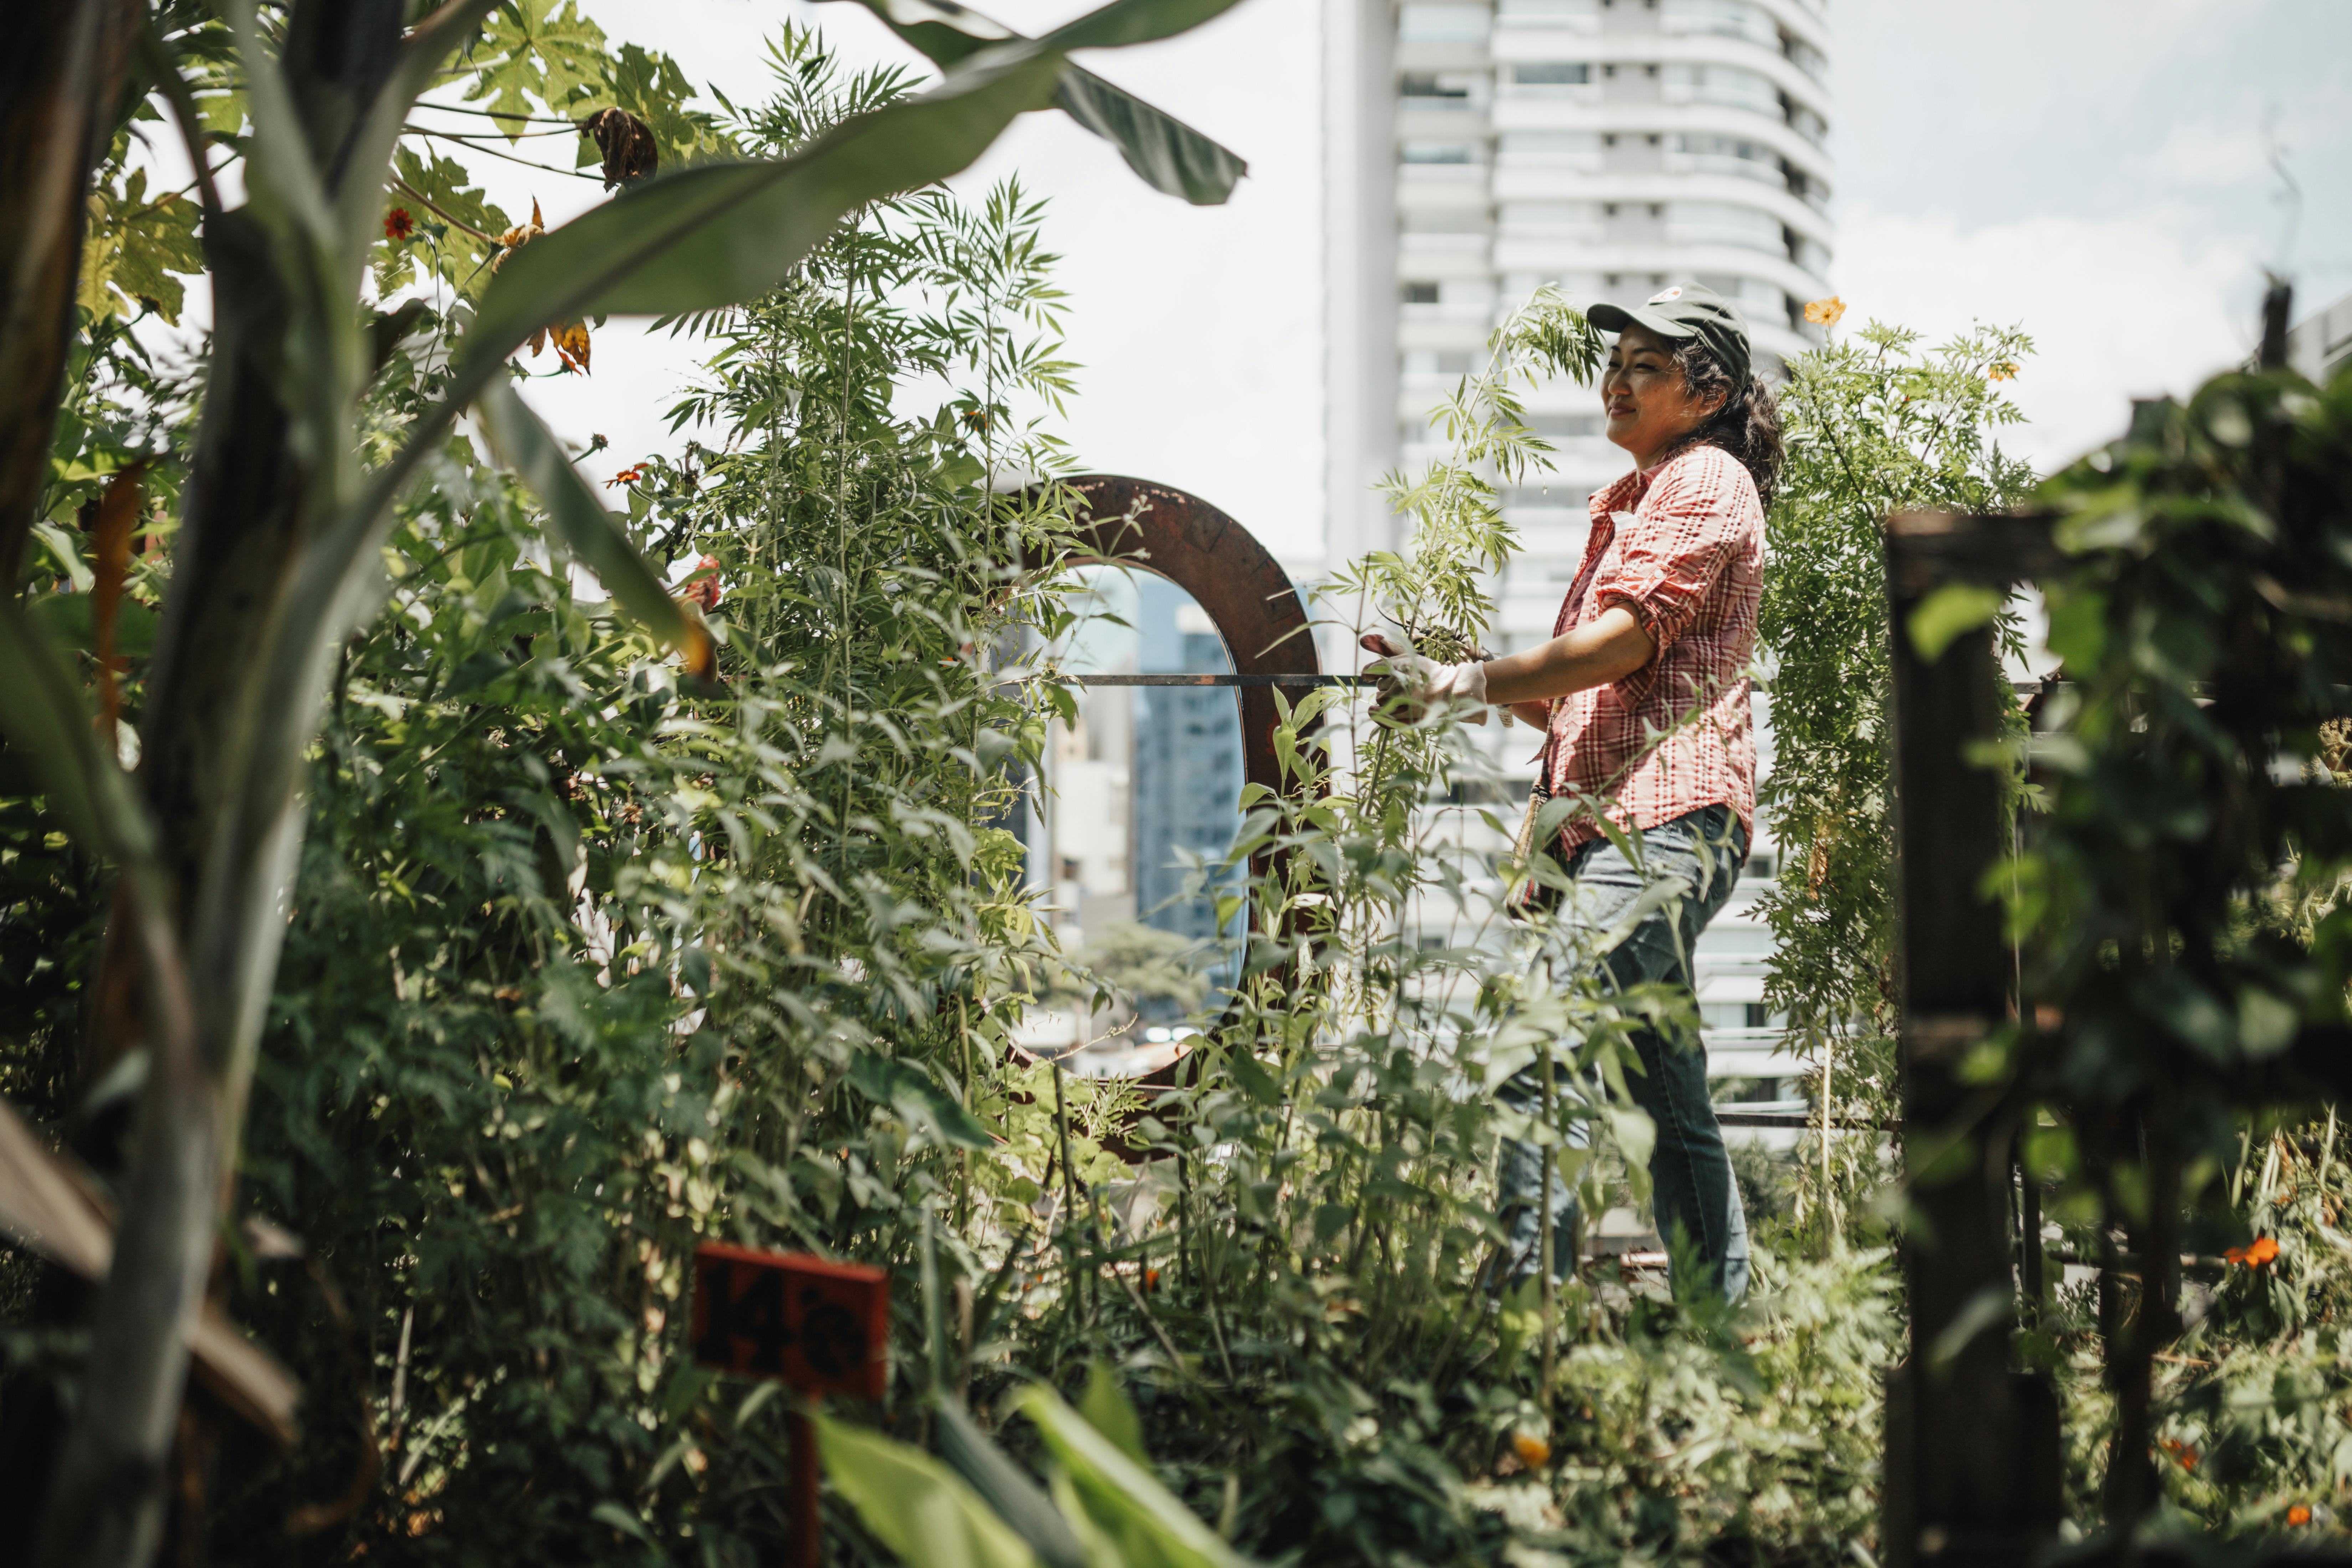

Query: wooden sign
[690,1243,889,1400]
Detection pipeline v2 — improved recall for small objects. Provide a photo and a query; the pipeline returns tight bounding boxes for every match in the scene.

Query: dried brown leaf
[578,107,658,189]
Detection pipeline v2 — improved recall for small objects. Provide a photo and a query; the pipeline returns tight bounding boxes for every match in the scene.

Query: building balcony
[1399,315,1500,353]
[1488,27,1831,124]
[1393,39,1491,71]
[1742,0,1830,58]
[1490,169,1833,247]
[1491,236,1828,300]
[1397,232,1495,277]
[1400,298,1501,327]
[1398,101,1491,136]
[1493,0,1601,30]
[1397,160,1490,188]
[1488,98,1832,186]
[1495,216,1608,248]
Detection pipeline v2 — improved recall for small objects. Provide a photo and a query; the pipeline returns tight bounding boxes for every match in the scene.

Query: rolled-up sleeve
[1591,452,1746,706]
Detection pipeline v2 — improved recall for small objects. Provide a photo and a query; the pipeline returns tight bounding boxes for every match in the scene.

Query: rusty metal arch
[1021,474,1323,811]
[1016,476,1329,1093]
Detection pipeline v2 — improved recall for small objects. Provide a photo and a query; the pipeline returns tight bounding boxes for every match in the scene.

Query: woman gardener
[1363,282,1781,1301]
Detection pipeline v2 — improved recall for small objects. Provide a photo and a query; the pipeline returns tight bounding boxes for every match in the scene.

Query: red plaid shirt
[1542,444,1761,851]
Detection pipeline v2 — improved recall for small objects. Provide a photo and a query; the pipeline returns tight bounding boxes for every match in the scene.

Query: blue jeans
[1498,803,1751,1301]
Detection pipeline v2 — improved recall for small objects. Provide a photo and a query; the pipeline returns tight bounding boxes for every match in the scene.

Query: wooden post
[690,1245,890,1568]
[789,1405,820,1568]
[1880,512,2061,1568]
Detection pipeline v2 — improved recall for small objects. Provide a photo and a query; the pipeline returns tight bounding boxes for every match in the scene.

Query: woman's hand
[1359,633,1489,724]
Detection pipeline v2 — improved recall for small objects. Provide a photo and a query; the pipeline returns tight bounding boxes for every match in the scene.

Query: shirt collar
[1589,463,1655,526]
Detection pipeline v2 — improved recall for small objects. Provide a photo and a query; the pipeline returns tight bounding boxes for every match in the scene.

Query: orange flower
[2226,1236,2281,1267]
[2162,1438,2200,1471]
[1144,1266,1161,1292]
[1803,296,1846,327]
[1511,1433,1551,1469]
[1989,360,2020,383]
[2290,1505,2313,1526]
[383,207,415,242]
[606,466,645,490]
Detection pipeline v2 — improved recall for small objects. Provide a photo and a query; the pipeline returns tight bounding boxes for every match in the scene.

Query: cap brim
[1588,301,1697,339]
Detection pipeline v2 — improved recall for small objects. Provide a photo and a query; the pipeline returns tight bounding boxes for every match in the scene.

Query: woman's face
[1600,324,1722,467]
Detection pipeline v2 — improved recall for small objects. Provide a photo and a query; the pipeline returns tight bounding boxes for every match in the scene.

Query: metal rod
[996,673,1377,688]
[1715,1109,1902,1131]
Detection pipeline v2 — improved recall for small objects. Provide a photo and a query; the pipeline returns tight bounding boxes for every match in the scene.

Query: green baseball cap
[1589,282,1752,389]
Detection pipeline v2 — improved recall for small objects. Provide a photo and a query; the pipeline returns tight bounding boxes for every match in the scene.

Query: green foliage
[1756,318,2039,1223]
[36,3,2352,1560]
[2,1,1254,1558]
[190,47,1112,1554]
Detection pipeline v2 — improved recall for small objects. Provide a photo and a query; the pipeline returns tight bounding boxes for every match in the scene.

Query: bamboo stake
[1538,1035,1557,1399]
[1052,1057,1080,1323]
[1819,1040,1835,1241]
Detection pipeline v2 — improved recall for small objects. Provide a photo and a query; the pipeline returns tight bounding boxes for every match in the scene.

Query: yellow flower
[1511,1432,1552,1469]
[1989,360,2020,383]
[1803,296,1846,327]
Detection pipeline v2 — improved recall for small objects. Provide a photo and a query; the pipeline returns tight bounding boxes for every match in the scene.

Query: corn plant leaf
[473,378,714,678]
[817,1413,1043,1568]
[823,0,1247,204]
[1077,1362,1147,1465]
[1013,1385,1253,1568]
[935,1398,1090,1568]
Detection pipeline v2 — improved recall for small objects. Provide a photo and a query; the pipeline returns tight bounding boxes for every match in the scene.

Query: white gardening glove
[1361,635,1491,723]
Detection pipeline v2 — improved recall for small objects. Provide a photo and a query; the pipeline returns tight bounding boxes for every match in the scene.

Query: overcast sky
[504,0,2351,566]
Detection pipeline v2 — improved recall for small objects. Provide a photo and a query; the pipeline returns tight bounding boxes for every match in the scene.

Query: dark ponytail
[1666,340,1783,509]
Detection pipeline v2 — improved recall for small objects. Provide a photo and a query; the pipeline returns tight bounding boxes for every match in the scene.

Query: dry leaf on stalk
[578,108,657,188]
[551,321,590,373]
[493,198,546,271]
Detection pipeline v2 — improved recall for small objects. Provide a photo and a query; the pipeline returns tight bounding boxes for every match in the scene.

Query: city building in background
[1131,577,1247,949]
[2289,289,2352,385]
[1322,0,1838,1134]
[1016,570,1247,1060]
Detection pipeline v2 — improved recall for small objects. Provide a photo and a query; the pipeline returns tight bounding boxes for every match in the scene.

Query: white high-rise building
[1326,0,1834,605]
[1323,0,1837,1149]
